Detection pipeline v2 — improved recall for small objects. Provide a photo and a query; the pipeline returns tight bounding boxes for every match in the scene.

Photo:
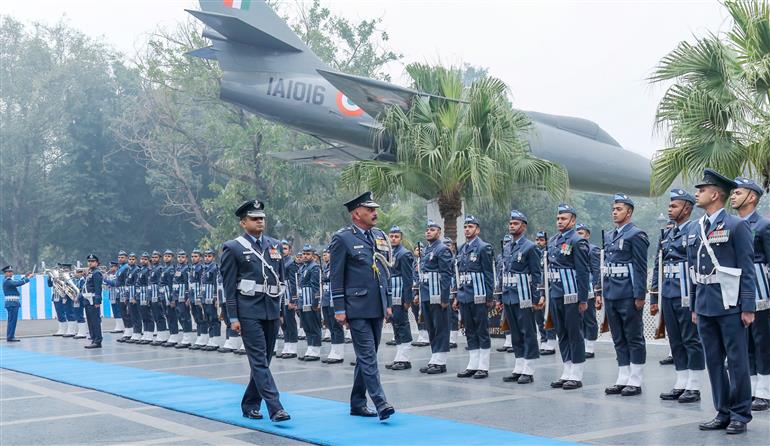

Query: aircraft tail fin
[186,7,301,52]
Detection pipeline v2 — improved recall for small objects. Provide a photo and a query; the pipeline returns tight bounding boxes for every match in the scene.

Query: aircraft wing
[270,145,386,168]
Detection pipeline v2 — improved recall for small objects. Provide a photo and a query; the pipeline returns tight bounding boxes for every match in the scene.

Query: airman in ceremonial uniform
[114,251,134,342]
[321,247,345,364]
[137,253,155,344]
[298,244,322,361]
[82,254,103,349]
[278,240,299,359]
[534,231,557,355]
[576,224,601,359]
[385,225,415,371]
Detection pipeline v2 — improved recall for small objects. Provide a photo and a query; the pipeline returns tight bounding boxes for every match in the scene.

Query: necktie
[365,230,375,246]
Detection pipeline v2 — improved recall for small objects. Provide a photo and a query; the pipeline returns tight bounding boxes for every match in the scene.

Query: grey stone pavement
[1,320,768,445]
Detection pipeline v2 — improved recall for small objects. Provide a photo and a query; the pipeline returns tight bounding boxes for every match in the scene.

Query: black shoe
[550,379,566,388]
[391,361,411,371]
[563,380,582,390]
[621,386,642,396]
[322,358,343,364]
[243,409,263,420]
[218,347,233,353]
[138,339,152,345]
[540,349,555,355]
[472,370,488,379]
[161,342,177,348]
[496,346,509,352]
[503,373,521,383]
[277,333,284,339]
[322,337,331,342]
[660,388,685,400]
[678,390,701,403]
[605,384,624,395]
[298,335,306,340]
[585,352,595,359]
[698,417,730,430]
[345,338,352,344]
[411,341,429,347]
[150,341,164,346]
[426,364,447,374]
[449,342,458,349]
[349,361,357,366]
[517,374,534,384]
[505,347,513,353]
[385,340,397,346]
[189,344,203,350]
[378,404,395,421]
[279,353,297,359]
[419,365,429,373]
[659,355,674,365]
[174,343,191,349]
[301,356,320,362]
[350,406,377,417]
[202,345,218,351]
[235,350,247,355]
[6,338,21,342]
[116,337,127,343]
[271,409,291,423]
[751,397,769,411]
[457,369,477,378]
[84,343,102,349]
[725,420,747,434]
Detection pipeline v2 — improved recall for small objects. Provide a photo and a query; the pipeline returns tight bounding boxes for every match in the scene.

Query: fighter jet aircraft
[187,0,651,195]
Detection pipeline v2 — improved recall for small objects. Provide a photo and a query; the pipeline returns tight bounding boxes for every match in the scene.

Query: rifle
[653,228,666,339]
[599,229,610,333]
[493,239,503,297]
[543,232,554,330]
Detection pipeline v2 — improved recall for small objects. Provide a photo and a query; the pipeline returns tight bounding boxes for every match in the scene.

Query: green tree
[340,63,569,241]
[650,0,770,194]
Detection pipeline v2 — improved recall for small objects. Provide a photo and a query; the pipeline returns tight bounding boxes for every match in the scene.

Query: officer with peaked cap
[690,169,755,434]
[82,254,104,349]
[3,266,31,342]
[730,176,770,412]
[329,191,395,420]
[651,189,704,403]
[221,199,289,422]
[385,225,416,371]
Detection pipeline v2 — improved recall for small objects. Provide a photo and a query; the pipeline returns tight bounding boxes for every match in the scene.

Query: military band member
[689,169,755,434]
[137,253,155,344]
[298,244,322,361]
[418,220,454,374]
[82,254,103,349]
[278,240,299,359]
[602,193,649,396]
[329,192,395,420]
[115,251,134,342]
[49,262,73,337]
[730,177,770,412]
[534,231,557,355]
[547,204,590,390]
[385,226,415,370]
[454,216,494,379]
[126,253,143,343]
[105,261,123,334]
[3,266,31,342]
[500,210,542,384]
[321,247,345,364]
[575,224,601,358]
[188,248,207,349]
[72,269,88,339]
[651,189,704,403]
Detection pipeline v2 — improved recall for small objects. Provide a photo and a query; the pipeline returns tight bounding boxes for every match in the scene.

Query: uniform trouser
[140,303,155,333]
[412,301,424,331]
[748,309,770,375]
[5,301,20,339]
[63,299,76,322]
[191,303,207,335]
[300,310,322,347]
[111,301,121,319]
[177,300,193,332]
[661,296,704,371]
[165,301,178,334]
[535,307,556,342]
[322,306,345,344]
[581,297,598,341]
[349,317,387,410]
[118,300,132,328]
[390,303,413,345]
[150,301,168,331]
[281,304,298,343]
[451,308,460,331]
[240,317,283,417]
[605,298,646,366]
[698,313,752,423]
[72,300,86,323]
[84,303,103,344]
[204,303,220,337]
[129,302,143,334]
[459,302,490,350]
[421,302,450,353]
[504,302,540,360]
[550,297,585,364]
[54,300,67,322]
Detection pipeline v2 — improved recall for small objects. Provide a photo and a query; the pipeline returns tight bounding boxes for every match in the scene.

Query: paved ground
[1,320,769,445]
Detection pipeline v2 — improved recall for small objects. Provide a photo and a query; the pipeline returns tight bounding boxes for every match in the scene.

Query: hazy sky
[1,0,728,158]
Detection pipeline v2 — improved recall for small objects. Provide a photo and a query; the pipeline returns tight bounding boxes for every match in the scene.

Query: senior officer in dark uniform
[547,204,591,390]
[689,169,755,434]
[82,254,104,349]
[221,199,290,423]
[455,216,495,379]
[602,193,649,397]
[329,191,395,421]
[500,210,543,384]
[385,225,415,371]
[651,189,704,403]
[730,177,770,412]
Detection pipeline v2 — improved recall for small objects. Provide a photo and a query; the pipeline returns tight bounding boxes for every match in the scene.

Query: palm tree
[650,0,770,194]
[340,63,568,241]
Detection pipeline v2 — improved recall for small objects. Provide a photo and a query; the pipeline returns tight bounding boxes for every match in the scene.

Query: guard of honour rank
[4,169,768,432]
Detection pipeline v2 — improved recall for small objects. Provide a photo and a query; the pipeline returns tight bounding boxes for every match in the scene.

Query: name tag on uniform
[354,245,364,249]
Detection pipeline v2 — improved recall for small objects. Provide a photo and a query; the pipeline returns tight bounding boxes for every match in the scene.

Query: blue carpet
[1,346,578,446]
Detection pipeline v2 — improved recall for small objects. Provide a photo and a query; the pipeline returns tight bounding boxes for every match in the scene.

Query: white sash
[697,217,741,310]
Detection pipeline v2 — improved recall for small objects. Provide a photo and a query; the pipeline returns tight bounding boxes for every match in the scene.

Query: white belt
[419,273,431,282]
[546,271,561,281]
[238,280,280,296]
[602,266,629,275]
[693,273,718,284]
[4,296,19,301]
[502,273,531,286]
